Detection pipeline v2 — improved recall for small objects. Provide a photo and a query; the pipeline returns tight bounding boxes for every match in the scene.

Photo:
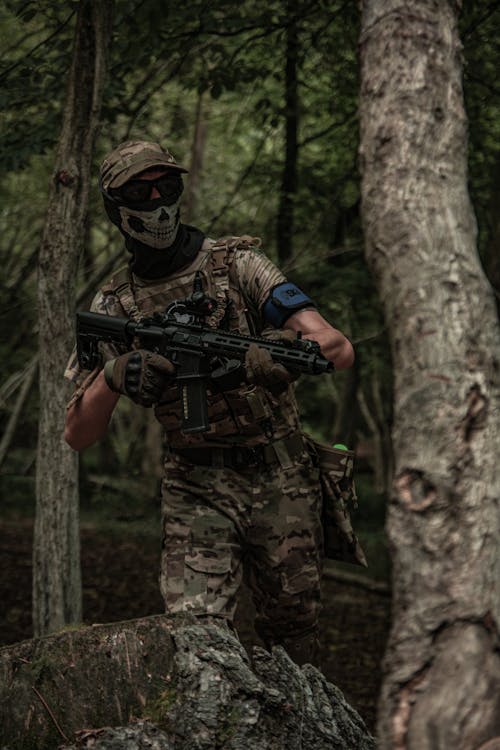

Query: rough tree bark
[34,0,113,636]
[0,615,374,750]
[359,2,500,749]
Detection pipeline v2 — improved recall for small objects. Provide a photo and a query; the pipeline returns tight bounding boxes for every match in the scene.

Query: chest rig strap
[207,235,261,330]
[206,239,234,329]
[101,266,143,321]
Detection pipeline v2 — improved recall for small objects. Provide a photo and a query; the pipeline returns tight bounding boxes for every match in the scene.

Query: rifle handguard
[76,304,333,433]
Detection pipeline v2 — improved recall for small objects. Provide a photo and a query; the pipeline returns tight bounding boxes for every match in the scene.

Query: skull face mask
[99,141,204,278]
[118,198,181,250]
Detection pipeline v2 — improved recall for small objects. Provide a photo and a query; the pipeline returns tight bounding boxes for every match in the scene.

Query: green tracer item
[333,443,349,451]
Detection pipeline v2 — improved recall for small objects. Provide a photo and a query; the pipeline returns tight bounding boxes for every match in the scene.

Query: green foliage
[0,1,74,170]
[0,0,499,538]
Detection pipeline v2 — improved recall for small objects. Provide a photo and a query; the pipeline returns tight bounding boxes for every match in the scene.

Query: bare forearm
[285,309,355,369]
[64,370,120,451]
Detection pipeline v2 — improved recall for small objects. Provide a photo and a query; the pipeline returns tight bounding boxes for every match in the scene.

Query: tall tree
[359,1,500,748]
[184,91,209,225]
[34,0,113,636]
[276,0,300,263]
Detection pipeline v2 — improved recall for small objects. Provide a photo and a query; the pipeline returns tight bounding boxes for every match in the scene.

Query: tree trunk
[0,615,375,750]
[276,0,299,263]
[358,2,500,749]
[184,91,209,225]
[34,0,113,636]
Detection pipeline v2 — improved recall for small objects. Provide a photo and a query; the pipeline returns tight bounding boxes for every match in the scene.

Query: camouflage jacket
[65,236,303,448]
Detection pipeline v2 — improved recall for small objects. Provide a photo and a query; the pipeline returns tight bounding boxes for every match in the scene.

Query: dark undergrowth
[0,514,390,731]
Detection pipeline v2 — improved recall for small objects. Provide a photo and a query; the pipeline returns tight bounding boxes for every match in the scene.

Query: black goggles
[101,173,184,207]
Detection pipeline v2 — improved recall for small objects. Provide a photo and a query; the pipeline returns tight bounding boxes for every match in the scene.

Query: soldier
[64,140,359,667]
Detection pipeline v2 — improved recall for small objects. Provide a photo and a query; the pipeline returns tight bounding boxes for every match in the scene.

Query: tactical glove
[245,329,298,396]
[104,349,175,406]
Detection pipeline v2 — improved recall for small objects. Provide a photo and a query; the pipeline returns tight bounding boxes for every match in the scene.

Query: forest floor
[0,518,391,732]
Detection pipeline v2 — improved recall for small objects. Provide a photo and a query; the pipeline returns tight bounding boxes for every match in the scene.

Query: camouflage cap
[100,140,188,190]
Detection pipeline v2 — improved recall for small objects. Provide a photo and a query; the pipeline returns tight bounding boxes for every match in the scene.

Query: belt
[170,433,305,471]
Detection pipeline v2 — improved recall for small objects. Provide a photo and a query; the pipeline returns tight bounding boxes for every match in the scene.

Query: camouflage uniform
[66,236,327,663]
[162,448,322,653]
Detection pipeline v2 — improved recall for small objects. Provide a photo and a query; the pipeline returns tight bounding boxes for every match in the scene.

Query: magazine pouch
[305,436,367,567]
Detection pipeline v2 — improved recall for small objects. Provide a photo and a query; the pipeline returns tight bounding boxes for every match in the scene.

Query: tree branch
[0,248,122,470]
[31,686,69,743]
[0,9,76,83]
[207,133,269,233]
[298,111,357,149]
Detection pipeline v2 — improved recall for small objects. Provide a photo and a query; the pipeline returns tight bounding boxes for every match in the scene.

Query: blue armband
[262,282,316,328]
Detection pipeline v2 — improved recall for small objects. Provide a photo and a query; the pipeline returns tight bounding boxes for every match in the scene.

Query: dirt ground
[0,519,391,732]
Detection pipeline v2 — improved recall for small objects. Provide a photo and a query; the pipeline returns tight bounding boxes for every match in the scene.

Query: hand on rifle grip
[244,329,298,396]
[104,349,175,407]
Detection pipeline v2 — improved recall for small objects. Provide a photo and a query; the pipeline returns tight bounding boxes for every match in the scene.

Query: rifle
[76,284,333,434]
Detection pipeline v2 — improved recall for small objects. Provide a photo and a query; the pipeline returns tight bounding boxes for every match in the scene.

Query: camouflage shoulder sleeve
[64,288,127,402]
[233,247,287,314]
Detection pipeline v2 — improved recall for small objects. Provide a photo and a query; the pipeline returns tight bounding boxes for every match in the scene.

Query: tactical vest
[100,236,302,448]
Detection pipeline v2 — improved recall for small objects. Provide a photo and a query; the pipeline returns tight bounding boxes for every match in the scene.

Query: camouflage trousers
[160,446,323,650]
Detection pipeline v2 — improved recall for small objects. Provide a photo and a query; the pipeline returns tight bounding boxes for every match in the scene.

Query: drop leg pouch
[305,436,367,567]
